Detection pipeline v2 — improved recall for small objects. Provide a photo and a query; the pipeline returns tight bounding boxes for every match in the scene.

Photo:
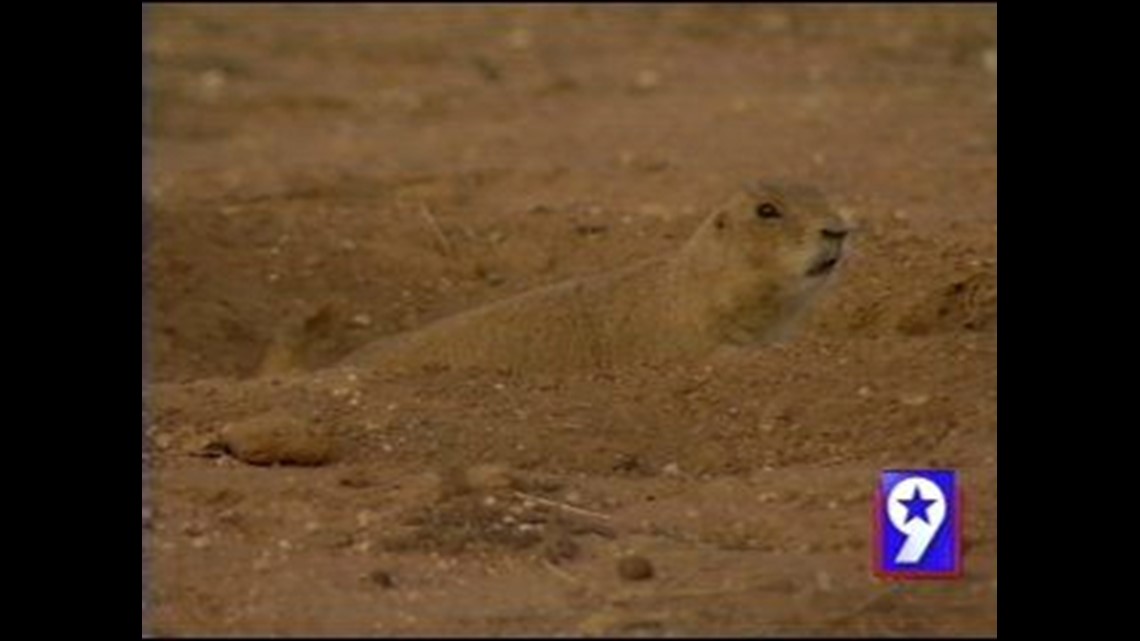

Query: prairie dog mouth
[806,252,841,277]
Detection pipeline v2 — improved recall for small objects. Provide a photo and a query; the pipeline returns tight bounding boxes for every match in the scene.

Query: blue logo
[875,470,961,578]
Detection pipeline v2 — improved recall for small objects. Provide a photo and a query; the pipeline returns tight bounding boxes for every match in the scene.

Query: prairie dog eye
[756,202,781,219]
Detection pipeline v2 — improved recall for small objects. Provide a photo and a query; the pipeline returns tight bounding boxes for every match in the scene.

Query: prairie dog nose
[820,225,849,240]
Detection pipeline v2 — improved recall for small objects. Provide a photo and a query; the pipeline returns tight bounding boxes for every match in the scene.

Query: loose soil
[143,5,996,636]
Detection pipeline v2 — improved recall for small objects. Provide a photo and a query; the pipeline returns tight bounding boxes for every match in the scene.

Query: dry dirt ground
[142,4,997,636]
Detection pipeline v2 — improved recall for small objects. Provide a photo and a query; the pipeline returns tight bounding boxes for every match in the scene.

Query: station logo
[874,469,962,579]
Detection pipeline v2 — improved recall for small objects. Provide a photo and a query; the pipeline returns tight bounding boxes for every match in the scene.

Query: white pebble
[198,69,226,101]
[633,69,661,91]
[901,393,931,407]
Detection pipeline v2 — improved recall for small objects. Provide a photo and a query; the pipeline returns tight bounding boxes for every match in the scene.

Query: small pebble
[617,555,655,581]
[198,69,226,101]
[901,393,931,407]
[632,69,660,91]
[368,569,396,588]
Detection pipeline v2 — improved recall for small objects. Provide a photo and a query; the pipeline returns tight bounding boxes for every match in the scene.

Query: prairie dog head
[680,181,851,342]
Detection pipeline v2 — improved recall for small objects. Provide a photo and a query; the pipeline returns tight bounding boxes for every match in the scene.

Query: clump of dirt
[616,554,655,581]
[219,411,338,466]
[897,266,997,335]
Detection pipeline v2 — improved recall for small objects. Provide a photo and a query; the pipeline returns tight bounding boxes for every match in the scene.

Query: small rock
[350,313,372,328]
[900,393,931,407]
[662,462,681,477]
[617,555,655,581]
[198,69,226,101]
[368,569,396,588]
[632,69,661,91]
[857,386,873,398]
[355,510,376,528]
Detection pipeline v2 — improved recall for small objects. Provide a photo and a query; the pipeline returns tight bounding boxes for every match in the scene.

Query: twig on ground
[512,490,613,522]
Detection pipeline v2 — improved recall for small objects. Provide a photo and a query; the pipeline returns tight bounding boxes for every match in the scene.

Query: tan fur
[338,181,850,374]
